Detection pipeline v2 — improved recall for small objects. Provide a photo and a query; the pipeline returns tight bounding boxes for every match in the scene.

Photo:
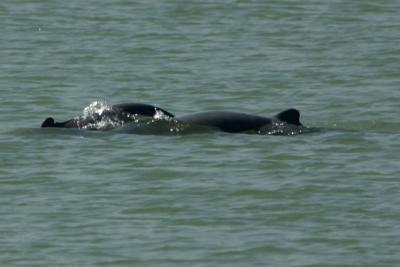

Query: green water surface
[1,0,400,266]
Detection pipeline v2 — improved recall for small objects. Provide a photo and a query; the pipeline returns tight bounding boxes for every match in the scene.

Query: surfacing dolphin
[41,102,304,134]
[41,103,175,129]
[176,109,301,133]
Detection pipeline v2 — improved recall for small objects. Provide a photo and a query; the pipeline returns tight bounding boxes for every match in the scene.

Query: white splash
[79,101,123,130]
[258,121,305,135]
[82,101,111,118]
[154,108,171,120]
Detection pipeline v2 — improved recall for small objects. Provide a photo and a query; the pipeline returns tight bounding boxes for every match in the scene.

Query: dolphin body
[176,109,302,133]
[41,103,175,128]
[41,102,303,134]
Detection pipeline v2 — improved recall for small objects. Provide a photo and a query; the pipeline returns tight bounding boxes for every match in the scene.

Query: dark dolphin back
[112,103,174,118]
[274,109,302,126]
[41,117,78,128]
[41,102,174,129]
[41,117,79,128]
[177,111,271,133]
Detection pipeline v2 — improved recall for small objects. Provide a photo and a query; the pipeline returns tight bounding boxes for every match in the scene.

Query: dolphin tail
[41,117,78,128]
[274,109,302,126]
[41,117,55,127]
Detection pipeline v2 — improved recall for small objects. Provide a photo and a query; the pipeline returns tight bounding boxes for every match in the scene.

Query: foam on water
[256,121,309,136]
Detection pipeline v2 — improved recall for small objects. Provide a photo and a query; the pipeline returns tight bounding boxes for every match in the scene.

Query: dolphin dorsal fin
[274,109,301,126]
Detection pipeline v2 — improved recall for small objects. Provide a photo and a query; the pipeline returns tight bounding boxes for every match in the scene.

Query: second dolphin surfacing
[176,109,302,134]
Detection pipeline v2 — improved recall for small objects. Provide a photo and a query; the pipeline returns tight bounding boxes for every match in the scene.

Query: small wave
[257,122,311,136]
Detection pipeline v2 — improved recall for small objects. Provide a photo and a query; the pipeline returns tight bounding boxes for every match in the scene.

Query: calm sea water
[1,0,400,266]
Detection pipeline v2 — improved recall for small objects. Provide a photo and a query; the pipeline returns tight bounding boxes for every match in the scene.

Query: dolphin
[41,103,174,128]
[176,109,302,133]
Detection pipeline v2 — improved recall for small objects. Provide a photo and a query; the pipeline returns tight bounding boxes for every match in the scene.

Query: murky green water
[1,0,400,266]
